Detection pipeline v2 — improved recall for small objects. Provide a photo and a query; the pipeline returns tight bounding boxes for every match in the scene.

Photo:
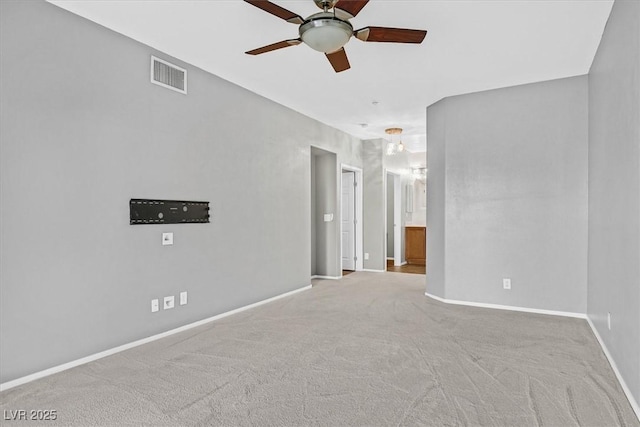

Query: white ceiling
[49,0,613,153]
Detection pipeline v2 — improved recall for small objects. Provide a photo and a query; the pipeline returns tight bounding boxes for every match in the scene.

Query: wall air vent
[150,56,187,94]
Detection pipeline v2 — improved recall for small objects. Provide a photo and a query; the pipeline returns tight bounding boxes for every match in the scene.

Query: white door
[342,171,356,271]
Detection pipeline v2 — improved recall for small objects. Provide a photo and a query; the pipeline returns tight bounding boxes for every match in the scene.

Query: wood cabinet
[405,226,426,265]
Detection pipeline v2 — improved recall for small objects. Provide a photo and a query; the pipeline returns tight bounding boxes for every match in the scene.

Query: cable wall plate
[130,199,209,225]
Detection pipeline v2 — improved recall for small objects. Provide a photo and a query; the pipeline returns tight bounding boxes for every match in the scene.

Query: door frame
[385,171,403,267]
[340,164,363,273]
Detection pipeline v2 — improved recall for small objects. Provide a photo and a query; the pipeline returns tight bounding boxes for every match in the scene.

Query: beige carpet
[1,272,638,426]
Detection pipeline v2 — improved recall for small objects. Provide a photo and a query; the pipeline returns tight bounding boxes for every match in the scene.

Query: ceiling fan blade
[354,27,427,44]
[334,0,369,18]
[325,48,351,73]
[246,39,302,55]
[244,0,304,24]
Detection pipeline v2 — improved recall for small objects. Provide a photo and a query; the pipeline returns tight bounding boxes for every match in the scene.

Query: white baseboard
[586,317,640,421]
[0,284,313,392]
[424,291,639,422]
[311,275,341,280]
[362,269,386,273]
[424,292,586,319]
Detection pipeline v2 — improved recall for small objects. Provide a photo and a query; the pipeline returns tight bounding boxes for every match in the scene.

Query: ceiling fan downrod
[314,0,338,12]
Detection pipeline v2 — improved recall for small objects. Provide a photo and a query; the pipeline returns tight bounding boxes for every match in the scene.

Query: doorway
[386,172,403,268]
[341,165,363,274]
[311,147,339,279]
[342,171,356,271]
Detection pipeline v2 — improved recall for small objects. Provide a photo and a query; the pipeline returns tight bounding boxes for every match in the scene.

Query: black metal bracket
[130,199,210,225]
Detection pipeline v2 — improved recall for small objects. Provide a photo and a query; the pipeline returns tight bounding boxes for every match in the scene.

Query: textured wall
[0,0,363,383]
[426,100,447,298]
[427,76,589,313]
[588,0,640,408]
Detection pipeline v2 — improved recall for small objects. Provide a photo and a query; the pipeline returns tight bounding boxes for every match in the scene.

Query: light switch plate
[180,291,188,306]
[323,213,333,222]
[164,295,175,310]
[162,232,173,246]
[151,299,159,313]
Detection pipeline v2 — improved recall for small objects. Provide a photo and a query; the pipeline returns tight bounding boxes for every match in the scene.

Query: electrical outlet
[164,295,175,310]
[364,253,369,260]
[607,312,611,330]
[162,232,173,246]
[180,291,188,306]
[503,278,511,290]
[151,299,159,313]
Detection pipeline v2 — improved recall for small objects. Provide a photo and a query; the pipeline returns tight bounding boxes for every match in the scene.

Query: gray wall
[588,0,640,407]
[426,76,589,313]
[0,0,363,383]
[426,101,447,297]
[363,139,386,271]
[311,149,338,277]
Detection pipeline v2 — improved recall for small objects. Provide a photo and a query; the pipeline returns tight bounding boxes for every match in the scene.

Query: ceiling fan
[244,0,427,73]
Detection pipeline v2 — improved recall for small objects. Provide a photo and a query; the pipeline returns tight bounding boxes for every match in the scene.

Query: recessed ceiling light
[372,101,379,106]
[359,123,368,128]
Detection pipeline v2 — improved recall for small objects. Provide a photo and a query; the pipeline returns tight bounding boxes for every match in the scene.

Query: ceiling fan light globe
[299,15,353,53]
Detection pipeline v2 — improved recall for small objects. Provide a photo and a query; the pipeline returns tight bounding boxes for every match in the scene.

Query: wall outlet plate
[364,253,369,260]
[162,232,173,246]
[503,278,511,290]
[180,291,187,306]
[164,295,175,310]
[151,299,159,313]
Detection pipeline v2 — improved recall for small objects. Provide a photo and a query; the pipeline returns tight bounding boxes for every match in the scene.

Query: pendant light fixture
[385,127,405,155]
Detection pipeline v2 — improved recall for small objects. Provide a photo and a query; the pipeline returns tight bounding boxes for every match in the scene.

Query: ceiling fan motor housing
[299,12,353,53]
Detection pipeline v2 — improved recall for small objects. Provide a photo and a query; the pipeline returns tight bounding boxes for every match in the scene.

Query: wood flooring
[386,259,425,274]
